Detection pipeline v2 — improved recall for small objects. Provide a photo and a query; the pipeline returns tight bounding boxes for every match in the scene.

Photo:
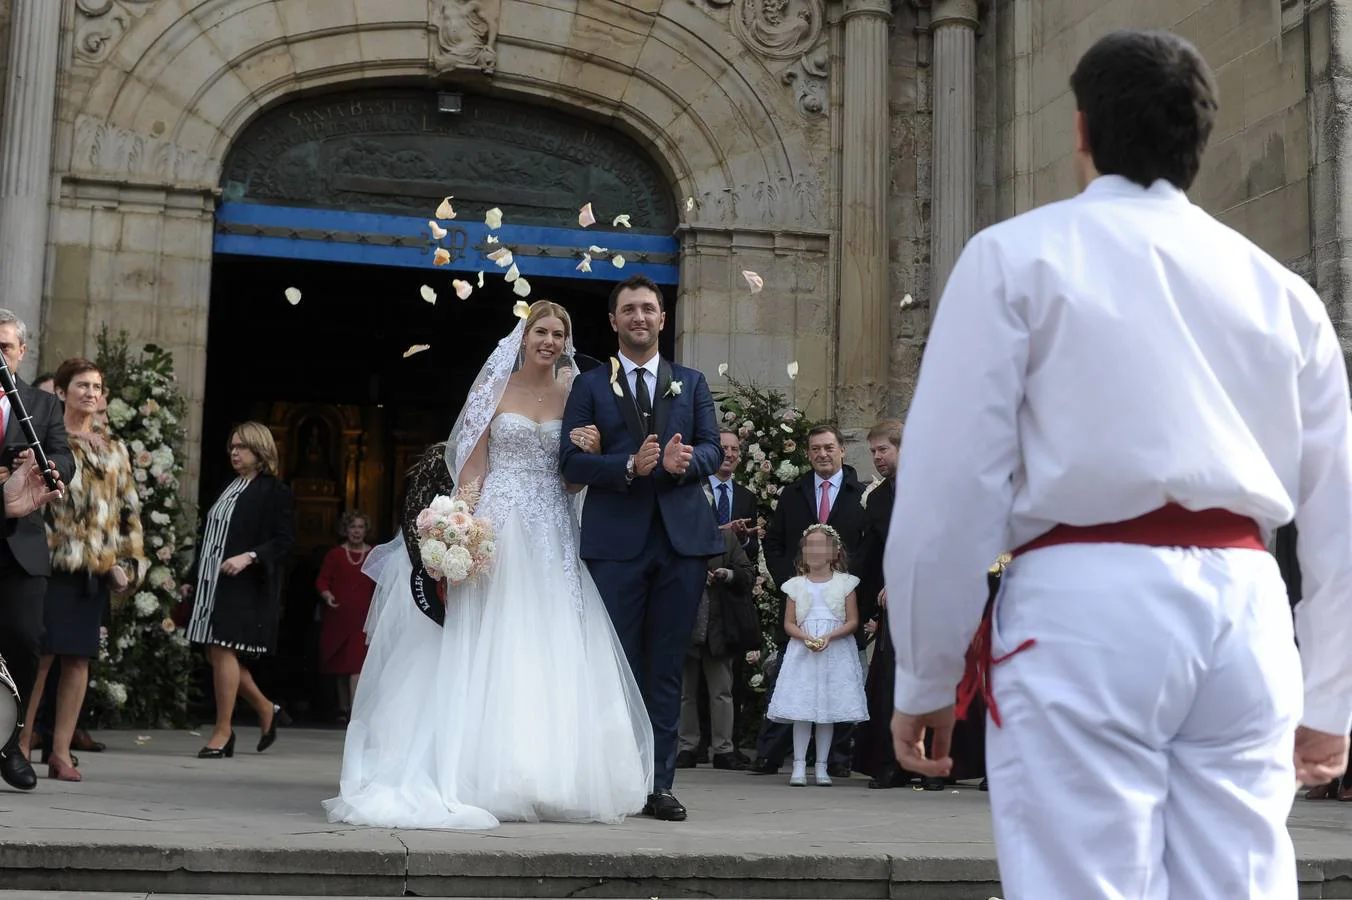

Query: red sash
[956,504,1265,727]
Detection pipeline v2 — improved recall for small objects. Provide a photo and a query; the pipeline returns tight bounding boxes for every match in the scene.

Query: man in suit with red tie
[0,310,73,792]
[749,425,866,777]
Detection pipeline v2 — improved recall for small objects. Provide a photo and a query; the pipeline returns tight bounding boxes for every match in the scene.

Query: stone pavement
[0,730,1349,898]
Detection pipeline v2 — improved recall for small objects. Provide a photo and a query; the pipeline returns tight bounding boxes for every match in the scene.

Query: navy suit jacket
[561,356,724,561]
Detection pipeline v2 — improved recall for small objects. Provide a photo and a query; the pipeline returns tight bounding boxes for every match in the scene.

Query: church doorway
[201,87,679,722]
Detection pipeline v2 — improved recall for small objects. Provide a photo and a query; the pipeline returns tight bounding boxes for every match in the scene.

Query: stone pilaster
[930,0,978,305]
[837,0,893,430]
[0,0,60,372]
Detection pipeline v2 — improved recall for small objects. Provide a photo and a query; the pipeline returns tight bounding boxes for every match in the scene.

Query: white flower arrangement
[89,330,196,728]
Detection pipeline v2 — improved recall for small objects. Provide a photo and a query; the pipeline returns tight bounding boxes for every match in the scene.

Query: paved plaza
[0,729,1349,898]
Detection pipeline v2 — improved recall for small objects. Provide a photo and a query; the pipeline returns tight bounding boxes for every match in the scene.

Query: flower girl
[766,524,868,786]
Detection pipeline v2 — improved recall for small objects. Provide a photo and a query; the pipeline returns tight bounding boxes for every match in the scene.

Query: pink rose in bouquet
[415,494,496,587]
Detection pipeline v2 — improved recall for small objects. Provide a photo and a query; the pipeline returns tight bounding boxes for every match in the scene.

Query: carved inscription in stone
[74,0,160,65]
[431,0,502,75]
[220,91,677,232]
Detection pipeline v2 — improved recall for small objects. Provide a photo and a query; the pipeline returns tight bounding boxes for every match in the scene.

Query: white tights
[791,720,834,765]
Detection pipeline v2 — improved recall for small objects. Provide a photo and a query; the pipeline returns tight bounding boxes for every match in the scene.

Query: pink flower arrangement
[415,494,496,586]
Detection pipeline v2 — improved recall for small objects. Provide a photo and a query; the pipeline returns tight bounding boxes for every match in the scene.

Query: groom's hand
[633,434,661,476]
[663,433,694,476]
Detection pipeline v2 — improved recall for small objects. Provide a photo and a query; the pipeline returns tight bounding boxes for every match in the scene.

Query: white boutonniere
[609,357,624,398]
[666,380,683,397]
[860,476,884,509]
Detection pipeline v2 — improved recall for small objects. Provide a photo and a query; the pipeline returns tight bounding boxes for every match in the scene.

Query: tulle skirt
[323,511,654,829]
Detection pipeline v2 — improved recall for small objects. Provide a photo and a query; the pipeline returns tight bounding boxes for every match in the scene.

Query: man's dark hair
[807,424,844,447]
[608,274,664,315]
[33,372,54,386]
[1069,29,1218,191]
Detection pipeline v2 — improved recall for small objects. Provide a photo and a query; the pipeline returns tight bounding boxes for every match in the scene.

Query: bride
[323,300,654,829]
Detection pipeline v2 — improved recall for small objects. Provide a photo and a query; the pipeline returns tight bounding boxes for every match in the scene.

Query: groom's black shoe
[642,790,687,821]
[0,739,37,791]
[749,756,779,775]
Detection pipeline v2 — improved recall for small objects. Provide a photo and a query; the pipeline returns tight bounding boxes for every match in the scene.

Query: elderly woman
[316,510,376,722]
[17,358,145,782]
[186,421,295,759]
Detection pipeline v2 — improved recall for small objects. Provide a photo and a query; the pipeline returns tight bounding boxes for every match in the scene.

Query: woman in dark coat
[186,421,294,759]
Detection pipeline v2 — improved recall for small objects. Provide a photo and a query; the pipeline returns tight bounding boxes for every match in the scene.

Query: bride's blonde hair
[523,300,572,341]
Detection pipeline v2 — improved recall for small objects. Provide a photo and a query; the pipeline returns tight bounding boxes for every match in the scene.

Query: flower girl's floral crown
[802,523,842,543]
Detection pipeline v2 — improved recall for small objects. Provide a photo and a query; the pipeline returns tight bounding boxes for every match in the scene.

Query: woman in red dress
[316,511,376,723]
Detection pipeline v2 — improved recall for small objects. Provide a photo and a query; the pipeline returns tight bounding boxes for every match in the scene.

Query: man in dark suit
[852,419,907,788]
[561,275,724,821]
[750,424,867,778]
[0,310,74,791]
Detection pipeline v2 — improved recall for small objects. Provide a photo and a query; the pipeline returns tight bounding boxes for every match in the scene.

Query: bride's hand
[570,425,600,453]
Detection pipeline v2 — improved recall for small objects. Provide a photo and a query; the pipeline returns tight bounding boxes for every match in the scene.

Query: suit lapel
[653,358,674,440]
[609,358,646,445]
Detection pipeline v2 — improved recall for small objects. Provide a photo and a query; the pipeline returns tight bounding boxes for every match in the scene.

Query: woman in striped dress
[187,422,295,759]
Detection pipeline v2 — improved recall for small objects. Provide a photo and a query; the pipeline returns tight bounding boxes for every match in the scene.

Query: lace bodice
[476,413,584,607]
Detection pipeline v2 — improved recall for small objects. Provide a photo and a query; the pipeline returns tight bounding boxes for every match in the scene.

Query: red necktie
[818,482,831,523]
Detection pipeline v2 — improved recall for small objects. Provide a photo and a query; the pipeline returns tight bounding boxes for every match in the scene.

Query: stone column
[930,0,979,304]
[838,0,892,421]
[0,0,61,373]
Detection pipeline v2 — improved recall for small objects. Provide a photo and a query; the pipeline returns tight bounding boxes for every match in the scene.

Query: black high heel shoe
[197,732,236,759]
[257,704,290,753]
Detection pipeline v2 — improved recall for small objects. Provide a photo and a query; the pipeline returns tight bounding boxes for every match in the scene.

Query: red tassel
[955,607,1035,729]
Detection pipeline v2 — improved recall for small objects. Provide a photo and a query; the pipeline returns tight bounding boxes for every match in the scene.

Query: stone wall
[990,0,1312,269]
[0,0,10,141]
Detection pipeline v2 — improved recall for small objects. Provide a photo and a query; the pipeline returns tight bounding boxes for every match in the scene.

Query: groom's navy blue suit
[561,355,723,792]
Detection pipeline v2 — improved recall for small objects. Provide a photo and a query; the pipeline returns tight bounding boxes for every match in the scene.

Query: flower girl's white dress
[767,572,869,724]
[323,413,653,828]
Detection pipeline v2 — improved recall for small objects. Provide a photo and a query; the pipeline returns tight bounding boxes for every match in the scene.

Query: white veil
[443,310,578,488]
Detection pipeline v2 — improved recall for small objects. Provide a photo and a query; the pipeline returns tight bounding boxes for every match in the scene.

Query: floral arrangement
[87,329,198,728]
[714,376,822,705]
[415,494,496,585]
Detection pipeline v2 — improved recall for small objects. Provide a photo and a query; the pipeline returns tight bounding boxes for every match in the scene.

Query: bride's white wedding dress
[323,413,654,828]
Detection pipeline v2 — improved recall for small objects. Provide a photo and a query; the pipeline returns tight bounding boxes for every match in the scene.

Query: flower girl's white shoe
[789,762,807,786]
[815,764,832,787]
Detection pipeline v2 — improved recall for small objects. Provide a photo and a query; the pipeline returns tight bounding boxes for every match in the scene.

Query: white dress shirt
[884,175,1352,736]
[813,469,843,520]
[619,353,658,405]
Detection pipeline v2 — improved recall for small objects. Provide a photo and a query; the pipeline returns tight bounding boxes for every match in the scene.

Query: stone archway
[48,0,835,493]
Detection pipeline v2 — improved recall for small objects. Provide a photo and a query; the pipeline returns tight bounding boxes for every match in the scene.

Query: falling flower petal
[578,202,596,227]
[485,207,503,229]
[403,344,431,358]
[512,276,532,298]
[587,245,608,255]
[435,196,455,219]
[188,730,201,737]
[612,214,632,228]
[742,270,764,294]
[787,361,799,380]
[685,196,695,212]
[477,271,485,288]
[428,220,447,240]
[452,279,472,300]
[718,363,729,377]
[900,293,914,309]
[487,247,513,268]
[284,287,302,305]
[513,300,532,319]
[433,248,451,266]
[486,235,499,244]
[419,285,438,304]
[576,254,592,273]
[612,254,626,269]
[504,263,521,283]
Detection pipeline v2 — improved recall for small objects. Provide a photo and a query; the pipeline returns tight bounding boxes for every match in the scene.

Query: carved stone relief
[72,115,211,184]
[74,0,161,66]
[430,0,502,75]
[692,0,829,118]
[691,174,824,228]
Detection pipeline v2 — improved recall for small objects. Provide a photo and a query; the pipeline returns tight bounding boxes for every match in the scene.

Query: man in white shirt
[884,29,1352,900]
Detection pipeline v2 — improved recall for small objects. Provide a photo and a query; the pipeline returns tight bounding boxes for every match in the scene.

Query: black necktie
[634,369,653,432]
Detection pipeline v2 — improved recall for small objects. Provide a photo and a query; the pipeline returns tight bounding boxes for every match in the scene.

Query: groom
[561,274,724,821]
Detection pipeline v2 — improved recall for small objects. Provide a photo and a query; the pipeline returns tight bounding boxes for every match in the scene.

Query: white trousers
[987,544,1302,900]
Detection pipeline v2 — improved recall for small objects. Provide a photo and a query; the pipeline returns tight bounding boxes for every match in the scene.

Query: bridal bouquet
[415,495,496,586]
